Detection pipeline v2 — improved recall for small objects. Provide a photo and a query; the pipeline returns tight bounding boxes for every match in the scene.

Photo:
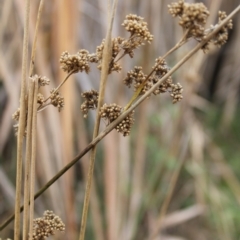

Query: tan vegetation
[0,0,240,240]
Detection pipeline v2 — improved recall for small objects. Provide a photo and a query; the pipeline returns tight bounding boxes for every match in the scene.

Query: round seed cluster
[60,49,91,73]
[50,89,64,112]
[213,11,233,47]
[153,57,169,77]
[96,37,124,73]
[123,66,152,95]
[152,57,173,95]
[170,83,183,103]
[31,210,65,240]
[96,39,105,63]
[81,90,99,118]
[152,78,173,95]
[100,103,135,136]
[31,75,50,87]
[168,1,209,40]
[37,93,45,105]
[88,53,99,63]
[122,14,153,44]
[12,108,20,121]
[112,37,125,58]
[168,0,184,17]
[12,108,27,136]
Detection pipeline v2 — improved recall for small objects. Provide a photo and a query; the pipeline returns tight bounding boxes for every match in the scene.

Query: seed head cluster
[12,108,20,122]
[123,66,152,95]
[213,11,233,47]
[151,57,172,95]
[96,37,125,73]
[100,103,135,136]
[37,93,45,105]
[60,50,92,73]
[30,210,65,240]
[123,57,183,103]
[120,14,153,57]
[168,0,209,40]
[31,75,50,87]
[122,14,153,43]
[12,9,233,138]
[81,90,99,118]
[50,89,64,112]
[168,0,233,53]
[96,37,126,73]
[170,83,183,103]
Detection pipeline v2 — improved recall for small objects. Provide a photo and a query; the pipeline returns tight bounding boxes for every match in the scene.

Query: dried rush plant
[1,1,240,239]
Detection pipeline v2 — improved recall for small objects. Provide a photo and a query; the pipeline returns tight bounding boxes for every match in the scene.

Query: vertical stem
[14,0,31,239]
[29,80,38,240]
[29,0,45,77]
[22,80,35,240]
[79,1,119,240]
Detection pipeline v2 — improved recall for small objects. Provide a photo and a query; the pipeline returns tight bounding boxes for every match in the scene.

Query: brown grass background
[0,0,240,239]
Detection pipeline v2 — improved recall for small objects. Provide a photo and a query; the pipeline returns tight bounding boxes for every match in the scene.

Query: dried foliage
[30,211,65,240]
[1,0,240,240]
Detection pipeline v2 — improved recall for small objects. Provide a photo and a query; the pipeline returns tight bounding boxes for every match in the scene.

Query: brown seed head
[100,103,135,136]
[81,90,99,118]
[30,210,65,240]
[60,50,92,73]
[50,89,64,112]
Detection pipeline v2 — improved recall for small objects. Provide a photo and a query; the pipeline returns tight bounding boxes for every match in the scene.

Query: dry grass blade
[29,0,45,77]
[79,1,119,239]
[159,205,206,230]
[14,0,31,239]
[28,80,38,240]
[22,80,35,240]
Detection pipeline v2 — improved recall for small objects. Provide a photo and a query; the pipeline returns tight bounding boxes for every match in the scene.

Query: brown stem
[124,29,190,111]
[37,69,76,111]
[22,80,35,240]
[78,1,119,239]
[14,0,31,239]
[29,0,45,77]
[29,80,38,240]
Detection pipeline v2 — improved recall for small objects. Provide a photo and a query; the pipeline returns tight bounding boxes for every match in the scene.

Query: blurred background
[0,0,240,239]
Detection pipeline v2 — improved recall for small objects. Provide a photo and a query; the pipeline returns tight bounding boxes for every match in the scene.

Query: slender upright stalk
[28,80,38,240]
[29,0,45,77]
[22,80,35,240]
[14,0,31,239]
[79,1,119,240]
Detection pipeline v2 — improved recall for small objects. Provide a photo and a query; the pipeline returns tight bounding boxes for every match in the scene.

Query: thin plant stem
[37,70,76,111]
[124,29,190,111]
[79,1,119,240]
[37,102,52,113]
[22,80,35,240]
[14,0,31,239]
[1,4,239,231]
[29,80,38,240]
[29,0,45,77]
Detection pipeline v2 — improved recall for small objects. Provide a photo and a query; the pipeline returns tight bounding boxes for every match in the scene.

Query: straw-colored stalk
[14,0,31,239]
[22,80,35,240]
[29,79,38,240]
[29,0,45,77]
[79,1,119,239]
